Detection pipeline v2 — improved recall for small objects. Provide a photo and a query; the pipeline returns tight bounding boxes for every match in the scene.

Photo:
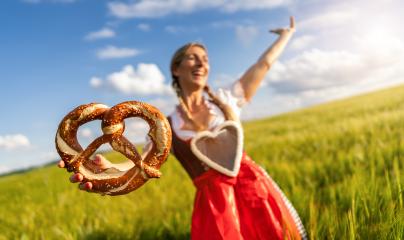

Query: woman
[60,16,307,240]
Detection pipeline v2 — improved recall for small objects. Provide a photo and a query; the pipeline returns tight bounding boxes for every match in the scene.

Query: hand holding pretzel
[55,101,172,196]
[58,154,113,191]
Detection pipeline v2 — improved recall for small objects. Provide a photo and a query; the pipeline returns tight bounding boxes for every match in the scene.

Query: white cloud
[259,33,404,116]
[0,134,31,150]
[90,77,102,88]
[241,92,303,120]
[124,119,151,144]
[39,151,59,161]
[79,128,93,139]
[84,28,116,41]
[299,8,357,31]
[0,165,10,174]
[164,25,198,34]
[290,35,316,51]
[211,73,239,89]
[235,25,259,46]
[147,97,177,115]
[211,19,257,30]
[108,0,217,18]
[137,23,151,31]
[108,0,291,19]
[296,0,401,39]
[233,0,403,120]
[221,0,292,12]
[267,49,365,93]
[353,31,403,68]
[97,45,140,59]
[92,64,173,96]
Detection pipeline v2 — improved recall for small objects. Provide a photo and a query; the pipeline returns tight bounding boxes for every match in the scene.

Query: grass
[1,85,403,239]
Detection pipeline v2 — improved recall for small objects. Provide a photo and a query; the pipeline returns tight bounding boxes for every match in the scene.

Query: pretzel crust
[55,101,172,196]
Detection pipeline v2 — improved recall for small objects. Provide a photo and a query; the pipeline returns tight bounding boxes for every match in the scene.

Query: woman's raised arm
[239,16,296,101]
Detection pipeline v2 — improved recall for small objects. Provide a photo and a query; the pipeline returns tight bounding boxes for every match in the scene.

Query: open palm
[270,16,296,35]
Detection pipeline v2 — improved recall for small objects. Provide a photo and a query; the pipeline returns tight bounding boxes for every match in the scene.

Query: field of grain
[0,85,403,239]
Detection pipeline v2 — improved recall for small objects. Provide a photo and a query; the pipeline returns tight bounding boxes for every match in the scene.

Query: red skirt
[191,153,306,240]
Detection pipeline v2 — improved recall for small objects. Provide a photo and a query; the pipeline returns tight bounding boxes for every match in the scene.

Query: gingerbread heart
[190,121,243,177]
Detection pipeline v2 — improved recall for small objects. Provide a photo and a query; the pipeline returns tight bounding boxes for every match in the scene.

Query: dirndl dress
[191,153,307,240]
[168,83,307,239]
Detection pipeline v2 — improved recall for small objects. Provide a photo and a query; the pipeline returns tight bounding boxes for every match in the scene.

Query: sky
[1,0,403,174]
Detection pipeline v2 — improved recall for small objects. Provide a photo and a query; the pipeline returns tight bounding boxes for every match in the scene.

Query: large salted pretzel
[55,101,172,196]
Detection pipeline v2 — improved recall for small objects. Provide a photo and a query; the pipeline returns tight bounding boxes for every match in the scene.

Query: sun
[354,14,403,57]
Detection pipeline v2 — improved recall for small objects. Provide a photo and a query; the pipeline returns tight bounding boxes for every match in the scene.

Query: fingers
[79,182,93,191]
[290,16,295,29]
[93,154,112,169]
[58,160,65,168]
[69,173,83,183]
[269,16,296,35]
[60,159,94,192]
[69,173,94,192]
[93,154,105,166]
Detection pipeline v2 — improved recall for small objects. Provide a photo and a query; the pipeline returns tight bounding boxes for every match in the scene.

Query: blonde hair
[170,42,237,131]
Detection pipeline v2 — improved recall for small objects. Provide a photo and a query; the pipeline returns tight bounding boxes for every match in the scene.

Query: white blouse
[169,81,247,141]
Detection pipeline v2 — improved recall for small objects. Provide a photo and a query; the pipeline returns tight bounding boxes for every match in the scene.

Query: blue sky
[1,0,403,174]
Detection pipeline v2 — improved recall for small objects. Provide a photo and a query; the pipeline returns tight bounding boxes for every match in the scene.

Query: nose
[195,57,208,68]
[195,58,203,67]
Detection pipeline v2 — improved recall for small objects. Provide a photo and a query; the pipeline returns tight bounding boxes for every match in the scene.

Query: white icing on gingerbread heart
[190,121,243,177]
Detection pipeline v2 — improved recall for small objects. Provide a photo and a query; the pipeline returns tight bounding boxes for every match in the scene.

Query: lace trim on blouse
[169,80,247,141]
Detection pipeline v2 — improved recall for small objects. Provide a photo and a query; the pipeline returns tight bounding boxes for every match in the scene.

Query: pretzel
[55,101,172,196]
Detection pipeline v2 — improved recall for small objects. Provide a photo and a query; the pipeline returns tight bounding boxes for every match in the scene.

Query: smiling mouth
[192,71,205,77]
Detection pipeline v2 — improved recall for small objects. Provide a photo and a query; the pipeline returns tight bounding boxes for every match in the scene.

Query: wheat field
[0,85,403,239]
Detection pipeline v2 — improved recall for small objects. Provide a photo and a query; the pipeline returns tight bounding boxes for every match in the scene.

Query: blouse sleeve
[215,80,247,118]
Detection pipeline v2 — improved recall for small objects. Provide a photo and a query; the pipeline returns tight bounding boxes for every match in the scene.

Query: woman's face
[174,46,210,92]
